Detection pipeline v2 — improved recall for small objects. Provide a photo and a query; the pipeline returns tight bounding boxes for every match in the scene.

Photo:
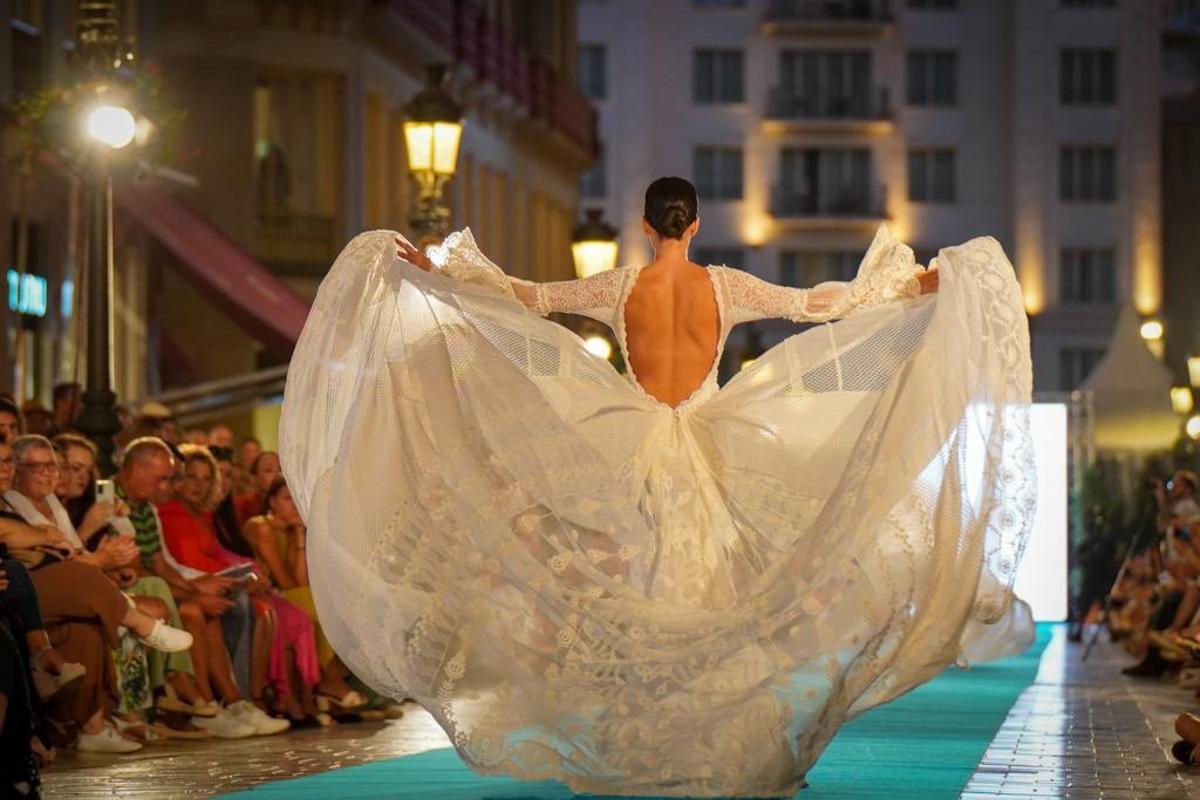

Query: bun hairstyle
[644,177,698,240]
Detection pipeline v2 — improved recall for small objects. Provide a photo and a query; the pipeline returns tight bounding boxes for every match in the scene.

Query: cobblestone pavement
[40,628,1200,799]
[963,627,1200,799]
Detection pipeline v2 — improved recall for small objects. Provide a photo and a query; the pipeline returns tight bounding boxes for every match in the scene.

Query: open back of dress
[279,226,1035,797]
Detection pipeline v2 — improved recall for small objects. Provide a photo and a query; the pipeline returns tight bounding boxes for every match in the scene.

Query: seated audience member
[235,450,280,528]
[0,504,191,753]
[209,446,253,558]
[0,398,23,445]
[208,425,235,449]
[113,437,281,738]
[0,608,42,798]
[48,383,81,438]
[20,405,52,438]
[51,433,98,531]
[234,437,261,497]
[163,445,325,727]
[245,477,365,714]
[184,430,209,447]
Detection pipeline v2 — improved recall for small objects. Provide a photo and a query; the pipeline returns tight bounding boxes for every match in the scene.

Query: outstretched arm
[396,233,626,324]
[720,250,936,326]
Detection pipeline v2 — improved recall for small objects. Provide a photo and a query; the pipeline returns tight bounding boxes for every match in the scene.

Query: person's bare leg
[250,605,275,706]
[179,607,214,703]
[316,655,353,699]
[121,605,165,638]
[26,629,68,674]
[1171,585,1200,631]
[205,618,242,703]
[81,708,105,735]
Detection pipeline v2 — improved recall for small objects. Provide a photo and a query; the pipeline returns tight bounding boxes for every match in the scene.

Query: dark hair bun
[644,177,698,239]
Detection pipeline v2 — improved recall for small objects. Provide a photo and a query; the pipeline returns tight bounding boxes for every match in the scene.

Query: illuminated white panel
[1011,403,1068,621]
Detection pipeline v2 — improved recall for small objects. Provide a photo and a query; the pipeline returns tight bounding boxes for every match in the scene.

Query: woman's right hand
[395,237,435,272]
[95,535,139,569]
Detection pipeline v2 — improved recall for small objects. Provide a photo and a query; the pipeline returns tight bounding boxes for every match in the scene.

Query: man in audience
[208,425,235,449]
[112,437,275,737]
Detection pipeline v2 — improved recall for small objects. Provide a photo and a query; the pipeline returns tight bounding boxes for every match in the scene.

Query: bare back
[623,261,720,408]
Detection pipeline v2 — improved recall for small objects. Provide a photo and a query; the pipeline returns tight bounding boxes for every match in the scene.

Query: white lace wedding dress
[279,224,1036,798]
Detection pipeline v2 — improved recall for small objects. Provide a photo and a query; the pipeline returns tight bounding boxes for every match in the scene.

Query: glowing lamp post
[1140,318,1165,360]
[404,65,463,246]
[1172,386,1195,416]
[571,209,618,279]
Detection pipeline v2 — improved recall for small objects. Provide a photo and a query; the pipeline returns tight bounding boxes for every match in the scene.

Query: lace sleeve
[721,225,923,325]
[509,269,627,325]
[423,228,625,325]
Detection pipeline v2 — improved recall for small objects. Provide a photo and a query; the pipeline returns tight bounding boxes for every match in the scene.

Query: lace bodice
[424,227,924,408]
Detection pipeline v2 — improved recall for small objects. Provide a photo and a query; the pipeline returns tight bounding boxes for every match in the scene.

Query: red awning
[115,182,311,358]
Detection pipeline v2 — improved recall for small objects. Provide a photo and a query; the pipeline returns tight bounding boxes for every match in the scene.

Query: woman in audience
[234,451,281,528]
[209,446,253,558]
[156,445,290,736]
[244,476,365,713]
[51,433,99,531]
[1,435,193,752]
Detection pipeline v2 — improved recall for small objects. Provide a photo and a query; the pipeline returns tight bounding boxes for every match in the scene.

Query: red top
[234,492,262,528]
[158,499,237,574]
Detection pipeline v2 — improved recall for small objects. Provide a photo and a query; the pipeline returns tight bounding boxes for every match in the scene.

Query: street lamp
[571,208,618,279]
[1172,386,1195,415]
[1189,356,1200,388]
[71,2,130,476]
[404,65,463,246]
[1188,414,1200,441]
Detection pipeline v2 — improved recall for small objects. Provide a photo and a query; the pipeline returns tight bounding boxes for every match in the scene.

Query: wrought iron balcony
[762,0,892,34]
[765,86,891,121]
[770,183,887,221]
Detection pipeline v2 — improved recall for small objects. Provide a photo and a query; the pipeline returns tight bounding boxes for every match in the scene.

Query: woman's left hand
[395,237,435,272]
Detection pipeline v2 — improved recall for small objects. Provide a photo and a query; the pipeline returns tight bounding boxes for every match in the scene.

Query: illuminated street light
[1189,356,1200,388]
[1171,386,1194,415]
[1140,319,1164,341]
[1188,414,1200,441]
[404,64,463,244]
[571,208,619,279]
[584,335,613,360]
[86,104,136,148]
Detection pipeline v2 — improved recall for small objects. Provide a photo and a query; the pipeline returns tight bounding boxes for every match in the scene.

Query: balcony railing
[382,0,597,156]
[766,86,891,120]
[764,0,892,22]
[770,183,887,218]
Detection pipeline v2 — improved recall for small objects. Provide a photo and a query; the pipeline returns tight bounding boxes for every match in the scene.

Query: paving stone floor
[39,627,1200,799]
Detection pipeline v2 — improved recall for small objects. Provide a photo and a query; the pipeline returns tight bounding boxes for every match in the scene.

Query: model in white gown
[279,224,1036,797]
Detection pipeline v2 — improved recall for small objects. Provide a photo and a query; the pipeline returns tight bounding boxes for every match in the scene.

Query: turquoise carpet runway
[222,625,1052,800]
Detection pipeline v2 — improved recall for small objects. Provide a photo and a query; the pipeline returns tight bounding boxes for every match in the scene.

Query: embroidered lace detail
[425,228,517,301]
[720,225,923,325]
[280,225,1035,799]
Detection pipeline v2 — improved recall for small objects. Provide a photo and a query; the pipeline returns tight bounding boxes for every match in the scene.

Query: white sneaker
[229,700,292,735]
[136,620,194,653]
[191,707,255,739]
[77,724,143,753]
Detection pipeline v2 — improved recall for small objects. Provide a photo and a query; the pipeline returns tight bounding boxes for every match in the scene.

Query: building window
[581,147,606,198]
[1060,248,1115,304]
[775,50,874,118]
[907,51,957,107]
[694,146,743,200]
[908,0,957,8]
[694,49,744,104]
[908,148,956,203]
[1060,49,1116,105]
[780,251,859,287]
[1058,347,1106,391]
[579,44,607,101]
[1060,146,1116,202]
[694,247,745,268]
[777,148,875,216]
